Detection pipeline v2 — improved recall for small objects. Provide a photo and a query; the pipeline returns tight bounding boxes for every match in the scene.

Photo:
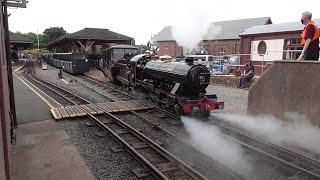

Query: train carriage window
[124,48,138,55]
[112,49,125,61]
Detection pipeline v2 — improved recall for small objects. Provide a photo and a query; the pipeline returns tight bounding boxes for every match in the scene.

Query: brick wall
[155,41,183,57]
[155,39,241,57]
[202,40,241,55]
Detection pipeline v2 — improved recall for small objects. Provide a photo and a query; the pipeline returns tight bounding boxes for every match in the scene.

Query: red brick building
[154,17,272,57]
[239,19,320,75]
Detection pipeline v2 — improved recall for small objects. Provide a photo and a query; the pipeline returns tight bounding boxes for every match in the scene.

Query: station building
[153,17,272,57]
[46,28,135,54]
[9,32,34,61]
[9,31,33,49]
[239,19,320,74]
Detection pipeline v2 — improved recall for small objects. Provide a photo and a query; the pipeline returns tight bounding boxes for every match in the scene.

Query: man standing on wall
[297,11,320,61]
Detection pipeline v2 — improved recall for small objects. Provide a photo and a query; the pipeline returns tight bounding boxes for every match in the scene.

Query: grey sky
[8,0,320,44]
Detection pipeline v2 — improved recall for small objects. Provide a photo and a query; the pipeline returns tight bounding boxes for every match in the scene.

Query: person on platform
[239,60,254,88]
[222,60,230,74]
[297,11,320,61]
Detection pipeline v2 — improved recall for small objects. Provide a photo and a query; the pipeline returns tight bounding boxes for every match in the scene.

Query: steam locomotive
[101,45,224,117]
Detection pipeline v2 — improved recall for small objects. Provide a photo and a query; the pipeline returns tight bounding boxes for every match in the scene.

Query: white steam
[215,113,320,154]
[181,116,252,175]
[171,11,221,53]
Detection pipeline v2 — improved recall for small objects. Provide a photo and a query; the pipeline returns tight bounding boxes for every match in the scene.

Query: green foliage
[43,27,67,45]
[19,27,67,49]
[23,32,46,49]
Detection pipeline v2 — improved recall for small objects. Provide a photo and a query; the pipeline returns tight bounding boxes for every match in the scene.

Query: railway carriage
[45,53,90,74]
[101,44,138,81]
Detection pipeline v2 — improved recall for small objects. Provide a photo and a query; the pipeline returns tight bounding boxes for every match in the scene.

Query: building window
[218,48,225,55]
[283,38,303,60]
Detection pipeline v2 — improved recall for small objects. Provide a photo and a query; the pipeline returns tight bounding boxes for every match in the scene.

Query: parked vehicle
[228,56,240,65]
[171,56,185,63]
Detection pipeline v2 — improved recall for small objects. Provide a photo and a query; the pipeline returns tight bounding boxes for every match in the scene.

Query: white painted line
[62,79,69,84]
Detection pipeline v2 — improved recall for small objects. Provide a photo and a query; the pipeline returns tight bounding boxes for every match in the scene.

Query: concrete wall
[248,61,320,125]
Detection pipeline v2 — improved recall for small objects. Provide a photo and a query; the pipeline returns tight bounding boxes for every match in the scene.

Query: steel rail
[210,119,320,179]
[74,76,242,178]
[27,70,206,179]
[82,75,177,117]
[81,72,320,178]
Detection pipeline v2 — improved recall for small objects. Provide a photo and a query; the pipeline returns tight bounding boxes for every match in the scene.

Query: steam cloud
[181,116,252,175]
[171,12,221,54]
[215,113,320,154]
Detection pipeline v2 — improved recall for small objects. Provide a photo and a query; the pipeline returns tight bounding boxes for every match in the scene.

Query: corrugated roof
[9,31,33,43]
[154,17,271,42]
[47,28,134,47]
[241,19,320,36]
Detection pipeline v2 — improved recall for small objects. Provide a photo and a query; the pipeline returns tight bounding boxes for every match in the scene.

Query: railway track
[209,119,320,179]
[72,75,243,179]
[23,64,207,179]
[81,75,177,117]
[82,74,320,179]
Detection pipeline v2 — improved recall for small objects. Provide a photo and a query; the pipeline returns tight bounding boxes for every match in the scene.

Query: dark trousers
[305,49,319,61]
[239,73,254,87]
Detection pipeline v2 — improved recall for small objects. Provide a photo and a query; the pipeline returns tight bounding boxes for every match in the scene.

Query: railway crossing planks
[58,107,69,119]
[72,105,87,116]
[87,104,104,114]
[50,100,155,120]
[50,108,62,120]
[80,104,97,115]
[65,106,77,118]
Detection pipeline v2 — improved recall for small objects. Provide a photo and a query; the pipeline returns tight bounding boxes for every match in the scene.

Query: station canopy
[9,31,34,48]
[46,28,134,49]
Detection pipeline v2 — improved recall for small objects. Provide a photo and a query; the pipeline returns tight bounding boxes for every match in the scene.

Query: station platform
[13,120,94,180]
[12,68,94,179]
[13,74,53,124]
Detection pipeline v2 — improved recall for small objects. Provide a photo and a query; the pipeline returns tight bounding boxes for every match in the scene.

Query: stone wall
[247,60,320,125]
[211,75,259,87]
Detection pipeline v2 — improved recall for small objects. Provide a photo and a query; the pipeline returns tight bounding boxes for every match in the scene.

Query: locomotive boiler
[128,55,224,117]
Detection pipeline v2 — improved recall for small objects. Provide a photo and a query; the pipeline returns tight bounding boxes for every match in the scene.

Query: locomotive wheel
[174,104,183,115]
[192,107,201,117]
[203,106,211,118]
[174,104,183,120]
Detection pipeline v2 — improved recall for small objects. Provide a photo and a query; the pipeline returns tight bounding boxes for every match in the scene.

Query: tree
[43,27,67,45]
[23,32,46,49]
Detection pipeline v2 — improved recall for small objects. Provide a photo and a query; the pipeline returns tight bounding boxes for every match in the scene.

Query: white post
[262,55,264,74]
[36,29,40,52]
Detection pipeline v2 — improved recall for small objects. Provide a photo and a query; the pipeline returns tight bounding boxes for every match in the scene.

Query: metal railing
[205,50,308,75]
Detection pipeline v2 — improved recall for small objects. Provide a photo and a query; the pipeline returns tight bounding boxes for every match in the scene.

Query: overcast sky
[8,0,320,44]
